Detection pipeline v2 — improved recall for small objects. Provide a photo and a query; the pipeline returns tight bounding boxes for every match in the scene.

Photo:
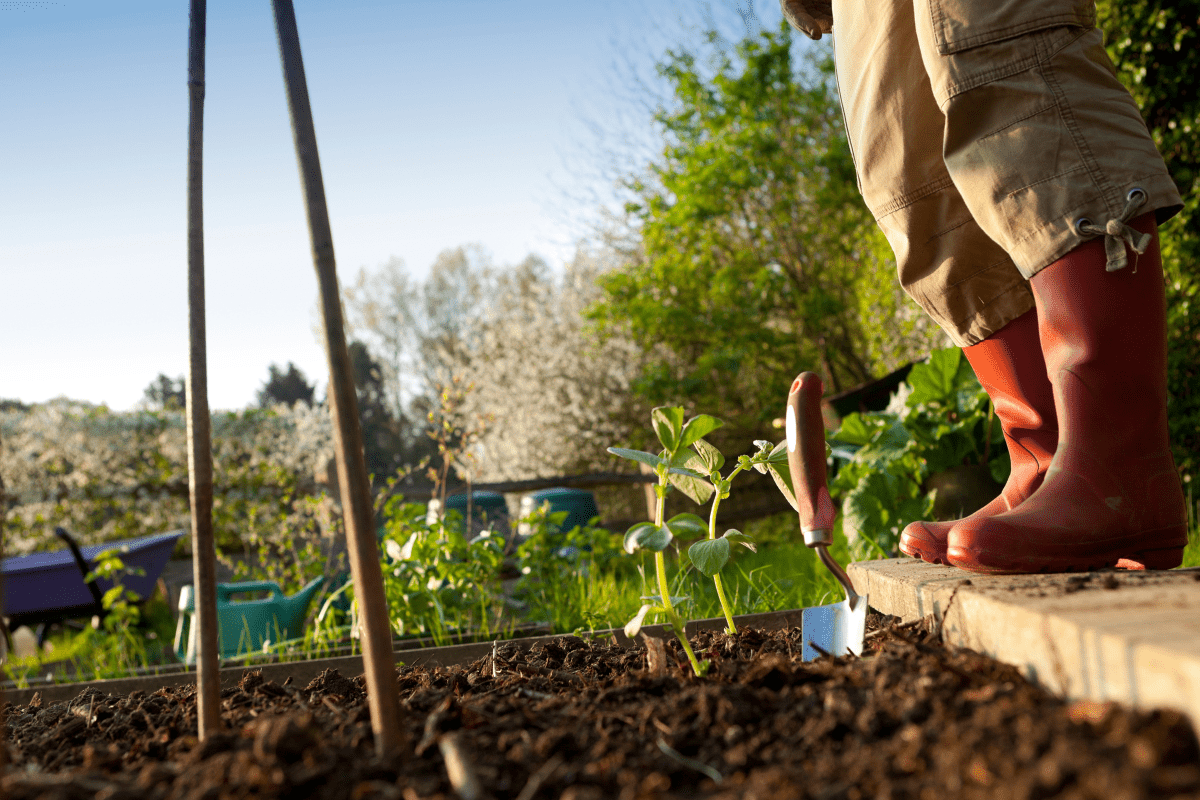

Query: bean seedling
[609,407,808,673]
[608,406,720,675]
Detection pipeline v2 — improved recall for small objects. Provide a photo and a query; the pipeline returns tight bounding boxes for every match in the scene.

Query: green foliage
[511,508,628,635]
[591,24,894,432]
[80,547,153,680]
[1097,0,1200,486]
[377,495,506,645]
[143,374,186,410]
[217,483,342,597]
[829,348,1005,556]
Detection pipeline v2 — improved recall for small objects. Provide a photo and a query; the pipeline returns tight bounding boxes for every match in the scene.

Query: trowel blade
[800,594,868,662]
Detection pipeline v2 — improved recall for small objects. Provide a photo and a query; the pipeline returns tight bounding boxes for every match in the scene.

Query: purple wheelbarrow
[1,527,185,631]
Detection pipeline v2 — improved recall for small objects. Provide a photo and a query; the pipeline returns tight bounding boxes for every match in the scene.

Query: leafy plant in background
[376,494,505,645]
[828,348,1006,557]
[609,406,720,676]
[82,547,152,680]
[511,503,626,635]
[217,476,343,596]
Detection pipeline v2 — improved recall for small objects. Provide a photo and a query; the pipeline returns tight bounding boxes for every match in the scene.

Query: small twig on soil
[656,738,723,784]
[439,731,483,800]
[516,688,553,702]
[514,755,563,800]
[491,641,499,678]
[807,641,831,658]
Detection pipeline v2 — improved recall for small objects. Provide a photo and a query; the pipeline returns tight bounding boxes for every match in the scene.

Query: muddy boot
[948,209,1188,573]
[899,307,1058,565]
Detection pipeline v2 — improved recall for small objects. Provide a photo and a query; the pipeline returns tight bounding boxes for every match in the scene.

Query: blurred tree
[348,340,404,483]
[143,374,186,410]
[591,23,940,439]
[1097,0,1200,484]
[442,248,648,481]
[256,362,315,408]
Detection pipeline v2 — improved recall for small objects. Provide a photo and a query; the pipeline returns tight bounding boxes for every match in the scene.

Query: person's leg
[833,0,1047,564]
[905,1,1187,572]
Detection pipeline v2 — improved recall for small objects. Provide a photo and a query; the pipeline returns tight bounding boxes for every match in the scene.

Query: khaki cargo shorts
[831,0,1182,346]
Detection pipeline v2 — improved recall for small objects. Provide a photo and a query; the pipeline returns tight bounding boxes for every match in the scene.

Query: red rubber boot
[899,307,1058,564]
[948,212,1188,573]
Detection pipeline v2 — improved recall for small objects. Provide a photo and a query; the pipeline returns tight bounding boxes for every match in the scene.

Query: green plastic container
[438,491,510,536]
[521,487,599,535]
[174,576,324,662]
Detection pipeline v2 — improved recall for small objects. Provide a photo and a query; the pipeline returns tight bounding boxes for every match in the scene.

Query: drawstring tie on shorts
[1075,188,1151,272]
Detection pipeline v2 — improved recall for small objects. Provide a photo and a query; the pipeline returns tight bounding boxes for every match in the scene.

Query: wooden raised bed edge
[1,608,805,708]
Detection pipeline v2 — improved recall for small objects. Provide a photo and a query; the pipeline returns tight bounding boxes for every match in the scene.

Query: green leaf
[667,466,706,480]
[607,447,663,470]
[907,347,977,406]
[624,523,673,553]
[665,513,708,539]
[679,414,723,448]
[841,470,898,548]
[688,538,731,577]
[668,470,715,505]
[722,529,757,552]
[989,450,1012,485]
[690,438,725,473]
[625,603,660,638]
[623,522,655,553]
[830,413,882,446]
[765,441,799,512]
[652,407,685,452]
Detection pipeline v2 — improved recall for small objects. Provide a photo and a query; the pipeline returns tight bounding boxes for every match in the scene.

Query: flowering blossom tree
[0,398,334,559]
[440,249,649,482]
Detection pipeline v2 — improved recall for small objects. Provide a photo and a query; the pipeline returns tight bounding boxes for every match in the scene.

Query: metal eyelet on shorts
[1127,187,1146,203]
[1074,217,1093,234]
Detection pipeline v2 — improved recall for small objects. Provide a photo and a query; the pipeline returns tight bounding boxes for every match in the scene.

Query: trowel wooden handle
[786,372,836,544]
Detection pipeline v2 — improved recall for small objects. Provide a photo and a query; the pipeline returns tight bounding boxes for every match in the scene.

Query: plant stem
[654,470,704,676]
[707,491,738,633]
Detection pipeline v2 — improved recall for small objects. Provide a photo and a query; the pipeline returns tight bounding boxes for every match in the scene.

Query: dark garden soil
[3,615,1198,800]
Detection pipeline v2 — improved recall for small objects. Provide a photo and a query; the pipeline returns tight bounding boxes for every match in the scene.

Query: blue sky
[1,0,793,410]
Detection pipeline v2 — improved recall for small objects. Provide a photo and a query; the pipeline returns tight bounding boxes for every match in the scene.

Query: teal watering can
[174,576,324,663]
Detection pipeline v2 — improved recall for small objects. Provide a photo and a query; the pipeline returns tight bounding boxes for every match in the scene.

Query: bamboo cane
[185,0,222,740]
[1,457,7,768]
[269,0,402,756]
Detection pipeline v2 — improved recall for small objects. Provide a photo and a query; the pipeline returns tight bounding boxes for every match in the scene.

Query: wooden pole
[185,0,222,740]
[269,0,402,756]
[1,454,8,768]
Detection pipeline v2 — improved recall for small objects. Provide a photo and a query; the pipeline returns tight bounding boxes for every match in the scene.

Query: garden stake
[270,0,402,755]
[1,464,7,767]
[785,372,868,660]
[184,0,222,739]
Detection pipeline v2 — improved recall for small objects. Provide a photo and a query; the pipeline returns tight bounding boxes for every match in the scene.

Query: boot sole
[947,541,1185,575]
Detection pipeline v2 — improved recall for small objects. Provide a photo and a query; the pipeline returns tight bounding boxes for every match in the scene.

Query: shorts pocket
[930,0,1096,54]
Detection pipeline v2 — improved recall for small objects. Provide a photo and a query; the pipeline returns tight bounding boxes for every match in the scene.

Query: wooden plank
[848,558,1200,734]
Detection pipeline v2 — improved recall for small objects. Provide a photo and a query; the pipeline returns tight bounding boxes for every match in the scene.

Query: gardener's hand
[780,0,833,40]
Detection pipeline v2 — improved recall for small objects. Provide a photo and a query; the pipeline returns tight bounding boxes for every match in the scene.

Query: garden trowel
[786,372,868,661]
